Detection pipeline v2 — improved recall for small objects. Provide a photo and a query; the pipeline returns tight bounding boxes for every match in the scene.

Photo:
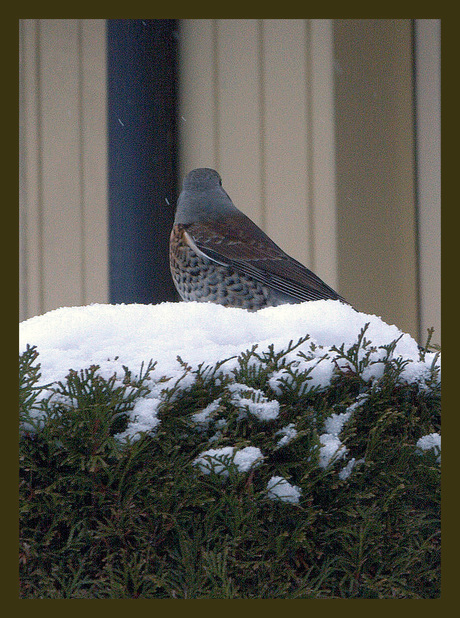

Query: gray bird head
[174,168,239,224]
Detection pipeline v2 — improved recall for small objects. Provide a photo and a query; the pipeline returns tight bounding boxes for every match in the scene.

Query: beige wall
[414,19,441,345]
[19,19,108,322]
[19,19,440,345]
[334,19,419,339]
[333,19,440,344]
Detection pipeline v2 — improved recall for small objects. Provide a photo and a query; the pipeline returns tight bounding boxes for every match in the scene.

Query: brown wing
[183,213,346,303]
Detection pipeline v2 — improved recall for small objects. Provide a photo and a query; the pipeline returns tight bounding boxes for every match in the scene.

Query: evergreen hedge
[19,326,441,598]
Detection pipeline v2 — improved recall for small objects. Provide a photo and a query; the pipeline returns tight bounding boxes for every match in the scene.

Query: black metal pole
[107,19,179,304]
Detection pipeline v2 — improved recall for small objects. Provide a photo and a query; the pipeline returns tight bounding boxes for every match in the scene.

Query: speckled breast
[169,225,289,310]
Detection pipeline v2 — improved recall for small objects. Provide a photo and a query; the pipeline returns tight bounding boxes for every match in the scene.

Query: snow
[320,396,369,477]
[416,433,441,462]
[338,458,365,481]
[192,399,222,426]
[194,445,263,476]
[417,433,441,451]
[267,476,302,504]
[20,299,440,455]
[318,433,346,468]
[228,383,280,421]
[323,411,353,437]
[269,357,334,396]
[275,423,298,448]
[318,413,351,469]
[116,398,161,442]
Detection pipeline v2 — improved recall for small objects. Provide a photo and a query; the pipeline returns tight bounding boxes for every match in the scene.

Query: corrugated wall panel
[310,20,338,286]
[178,20,217,169]
[19,19,108,321]
[81,20,109,303]
[414,19,441,345]
[39,20,83,311]
[20,19,43,320]
[334,19,418,339]
[215,20,264,226]
[261,19,310,268]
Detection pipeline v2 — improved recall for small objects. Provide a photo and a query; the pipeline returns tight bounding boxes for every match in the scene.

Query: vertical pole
[107,19,179,304]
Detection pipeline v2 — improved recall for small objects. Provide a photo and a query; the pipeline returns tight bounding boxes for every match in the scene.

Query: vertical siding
[215,20,264,226]
[39,20,83,311]
[81,21,109,304]
[178,20,217,166]
[261,19,310,269]
[20,20,43,320]
[19,19,108,321]
[179,19,338,283]
[309,21,338,286]
[334,20,419,340]
[414,20,441,345]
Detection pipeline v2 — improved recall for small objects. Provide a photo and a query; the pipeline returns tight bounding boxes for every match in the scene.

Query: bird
[169,168,347,311]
